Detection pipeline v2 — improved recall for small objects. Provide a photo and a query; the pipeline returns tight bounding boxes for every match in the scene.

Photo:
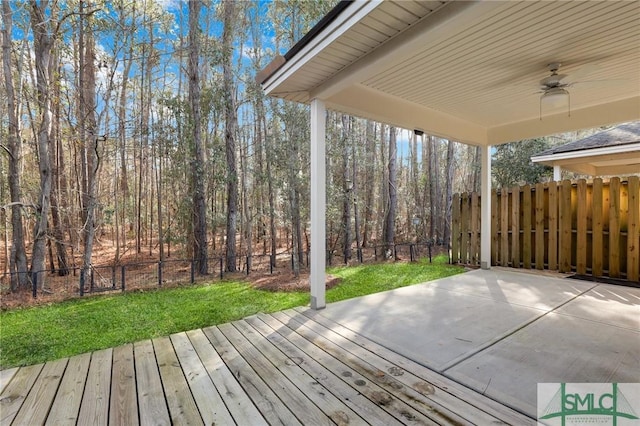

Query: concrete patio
[311,268,640,418]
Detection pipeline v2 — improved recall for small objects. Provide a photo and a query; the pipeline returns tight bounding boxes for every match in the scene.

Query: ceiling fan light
[541,87,569,106]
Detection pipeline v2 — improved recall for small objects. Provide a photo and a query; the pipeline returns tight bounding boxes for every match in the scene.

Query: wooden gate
[451,176,640,282]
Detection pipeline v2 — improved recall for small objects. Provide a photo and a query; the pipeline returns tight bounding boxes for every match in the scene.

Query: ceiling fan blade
[561,63,600,83]
[569,79,629,88]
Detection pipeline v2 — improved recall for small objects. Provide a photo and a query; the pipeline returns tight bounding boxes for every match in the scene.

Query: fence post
[158,261,163,287]
[410,244,415,262]
[270,254,274,274]
[429,243,432,263]
[374,246,377,261]
[111,266,116,289]
[190,261,195,284]
[32,271,37,299]
[246,256,250,276]
[121,266,126,291]
[219,258,223,280]
[90,268,95,292]
[80,269,85,296]
[394,244,397,260]
[358,248,363,263]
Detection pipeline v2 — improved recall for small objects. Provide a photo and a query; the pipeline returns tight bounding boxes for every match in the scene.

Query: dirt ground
[0,270,341,311]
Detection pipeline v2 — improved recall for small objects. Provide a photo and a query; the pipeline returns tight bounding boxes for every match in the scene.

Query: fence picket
[500,189,509,266]
[522,185,532,269]
[511,186,520,268]
[471,192,479,264]
[591,178,604,277]
[559,180,572,273]
[609,178,621,278]
[627,176,639,282]
[535,183,545,270]
[491,189,498,265]
[576,179,588,275]
[548,182,558,271]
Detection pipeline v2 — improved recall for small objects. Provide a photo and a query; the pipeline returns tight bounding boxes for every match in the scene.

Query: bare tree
[188,0,208,274]
[383,126,397,258]
[341,114,352,262]
[223,0,238,272]
[1,0,28,289]
[28,0,57,280]
[443,139,455,247]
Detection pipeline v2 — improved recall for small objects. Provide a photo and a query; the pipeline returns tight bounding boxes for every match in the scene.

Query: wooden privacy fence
[451,176,640,282]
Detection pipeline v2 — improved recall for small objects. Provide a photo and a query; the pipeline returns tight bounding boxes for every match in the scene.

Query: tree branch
[0,143,14,159]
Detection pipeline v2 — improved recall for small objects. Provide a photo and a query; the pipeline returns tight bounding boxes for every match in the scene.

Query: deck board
[1,312,535,425]
[11,359,66,425]
[134,339,171,426]
[0,368,18,395]
[45,352,90,425]
[0,363,43,424]
[153,336,203,425]
[187,328,267,425]
[270,310,443,425]
[233,319,363,425]
[109,344,138,426]
[171,332,235,425]
[77,348,112,426]
[297,307,536,426]
[253,314,405,426]
[202,325,302,426]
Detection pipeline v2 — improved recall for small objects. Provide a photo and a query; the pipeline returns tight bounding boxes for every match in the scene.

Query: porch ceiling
[260,0,640,146]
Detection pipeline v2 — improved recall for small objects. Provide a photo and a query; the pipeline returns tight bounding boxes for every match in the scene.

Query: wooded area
[1,1,600,295]
[452,176,640,282]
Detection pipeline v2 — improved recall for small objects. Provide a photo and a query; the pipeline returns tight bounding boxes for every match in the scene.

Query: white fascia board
[262,1,382,97]
[531,142,640,164]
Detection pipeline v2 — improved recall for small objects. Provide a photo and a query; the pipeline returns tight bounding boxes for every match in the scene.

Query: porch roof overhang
[258,0,640,146]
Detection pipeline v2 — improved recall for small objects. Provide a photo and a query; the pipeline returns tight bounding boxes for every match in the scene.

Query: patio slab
[316,269,639,418]
[317,269,595,371]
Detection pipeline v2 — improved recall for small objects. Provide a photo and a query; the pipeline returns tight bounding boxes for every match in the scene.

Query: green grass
[0,255,463,369]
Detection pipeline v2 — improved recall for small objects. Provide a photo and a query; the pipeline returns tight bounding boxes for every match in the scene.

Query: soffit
[262,1,640,146]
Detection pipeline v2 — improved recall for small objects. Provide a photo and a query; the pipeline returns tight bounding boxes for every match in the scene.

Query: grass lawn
[0,255,463,369]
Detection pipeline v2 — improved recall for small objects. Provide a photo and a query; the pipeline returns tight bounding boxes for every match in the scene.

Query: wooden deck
[0,307,535,425]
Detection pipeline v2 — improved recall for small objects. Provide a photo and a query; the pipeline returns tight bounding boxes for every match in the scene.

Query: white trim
[480,145,491,270]
[310,99,327,310]
[262,1,382,96]
[531,142,640,163]
[553,165,562,181]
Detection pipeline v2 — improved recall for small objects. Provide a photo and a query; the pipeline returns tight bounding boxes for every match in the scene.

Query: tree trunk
[1,1,28,289]
[443,139,455,248]
[29,1,55,281]
[428,136,437,241]
[79,4,99,291]
[341,114,352,262]
[189,0,208,274]
[384,126,397,258]
[352,119,362,259]
[49,44,68,275]
[223,0,238,272]
[362,121,375,247]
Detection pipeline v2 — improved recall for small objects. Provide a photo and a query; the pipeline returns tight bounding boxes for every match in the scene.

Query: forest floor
[0,238,446,310]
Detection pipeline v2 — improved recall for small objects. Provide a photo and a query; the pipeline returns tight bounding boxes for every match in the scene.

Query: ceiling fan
[539,62,576,107]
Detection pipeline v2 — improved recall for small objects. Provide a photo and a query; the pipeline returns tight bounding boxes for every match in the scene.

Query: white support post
[553,165,561,181]
[480,144,492,270]
[310,99,326,310]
